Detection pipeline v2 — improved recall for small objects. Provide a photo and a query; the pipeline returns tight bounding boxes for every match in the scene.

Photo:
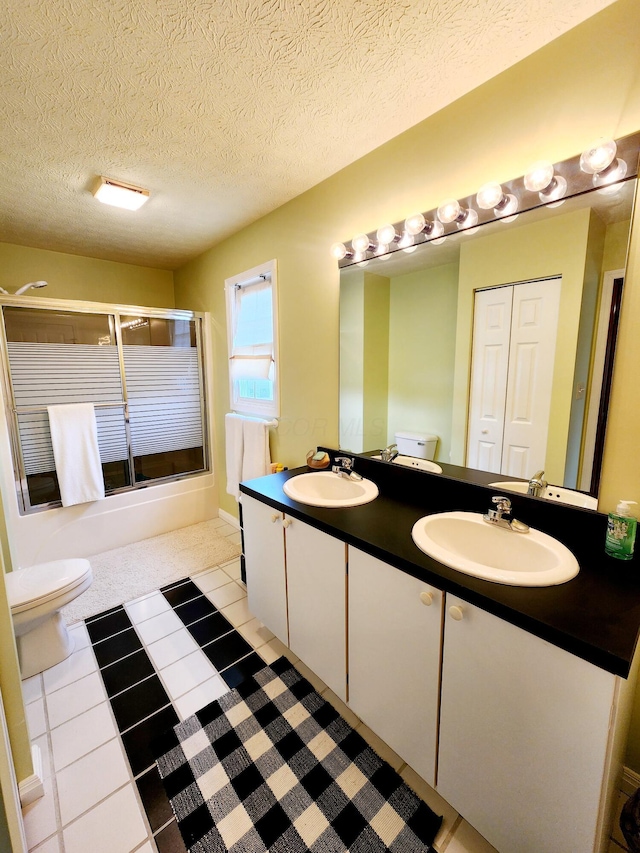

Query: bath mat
[154,656,442,852]
[61,519,241,624]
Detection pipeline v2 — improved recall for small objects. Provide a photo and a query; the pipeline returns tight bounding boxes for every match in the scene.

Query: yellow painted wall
[174,0,640,766]
[451,208,593,484]
[387,263,458,462]
[339,271,365,451]
[362,273,390,453]
[0,242,175,308]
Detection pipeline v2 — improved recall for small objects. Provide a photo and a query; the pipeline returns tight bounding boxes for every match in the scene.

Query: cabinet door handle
[449,605,464,621]
[282,518,292,528]
[419,591,434,606]
[271,514,280,523]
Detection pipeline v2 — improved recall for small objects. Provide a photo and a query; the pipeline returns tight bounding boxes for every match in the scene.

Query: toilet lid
[6,559,92,612]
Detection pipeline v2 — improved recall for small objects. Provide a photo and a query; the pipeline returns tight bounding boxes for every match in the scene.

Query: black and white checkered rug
[154,656,443,852]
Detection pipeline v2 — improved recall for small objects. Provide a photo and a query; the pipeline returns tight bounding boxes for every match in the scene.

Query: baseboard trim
[19,745,44,806]
[219,509,240,530]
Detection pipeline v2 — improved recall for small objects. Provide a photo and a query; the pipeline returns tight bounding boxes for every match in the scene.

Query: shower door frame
[0,295,210,515]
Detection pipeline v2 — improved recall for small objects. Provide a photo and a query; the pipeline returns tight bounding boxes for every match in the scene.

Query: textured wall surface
[0,0,615,269]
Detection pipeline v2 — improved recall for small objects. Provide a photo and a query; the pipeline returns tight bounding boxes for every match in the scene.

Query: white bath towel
[225,413,245,499]
[47,403,105,507]
[242,416,272,482]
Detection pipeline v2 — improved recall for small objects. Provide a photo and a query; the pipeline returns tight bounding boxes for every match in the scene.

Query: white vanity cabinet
[348,547,442,786]
[242,491,634,853]
[437,594,622,853]
[242,494,347,700]
[242,495,288,645]
[285,518,346,701]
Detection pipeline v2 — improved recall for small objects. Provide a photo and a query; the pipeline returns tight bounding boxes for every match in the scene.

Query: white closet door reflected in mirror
[467,277,561,477]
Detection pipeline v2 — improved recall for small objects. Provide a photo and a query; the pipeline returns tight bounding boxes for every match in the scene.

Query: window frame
[225,259,280,418]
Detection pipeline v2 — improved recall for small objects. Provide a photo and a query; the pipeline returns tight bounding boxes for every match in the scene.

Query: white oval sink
[373,454,443,474]
[283,471,379,508]
[488,481,597,509]
[411,511,579,586]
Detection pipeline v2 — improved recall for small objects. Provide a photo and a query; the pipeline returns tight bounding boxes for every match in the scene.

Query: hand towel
[225,413,245,499]
[242,416,272,482]
[47,403,105,507]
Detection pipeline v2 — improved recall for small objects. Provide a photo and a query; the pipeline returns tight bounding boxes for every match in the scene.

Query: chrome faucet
[380,443,399,462]
[332,456,363,481]
[527,470,547,497]
[483,496,530,533]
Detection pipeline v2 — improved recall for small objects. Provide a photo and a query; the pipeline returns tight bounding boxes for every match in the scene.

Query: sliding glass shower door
[0,303,208,513]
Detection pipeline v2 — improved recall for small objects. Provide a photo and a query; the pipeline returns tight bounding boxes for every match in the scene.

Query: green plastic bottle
[605,500,638,560]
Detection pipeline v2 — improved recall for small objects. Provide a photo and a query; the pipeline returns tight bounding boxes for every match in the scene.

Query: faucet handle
[334,455,353,469]
[492,495,512,514]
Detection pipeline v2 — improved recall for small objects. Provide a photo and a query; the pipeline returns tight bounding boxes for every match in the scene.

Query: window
[1,304,208,513]
[225,259,279,418]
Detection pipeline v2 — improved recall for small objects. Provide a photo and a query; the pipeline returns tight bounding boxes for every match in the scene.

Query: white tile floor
[18,526,633,853]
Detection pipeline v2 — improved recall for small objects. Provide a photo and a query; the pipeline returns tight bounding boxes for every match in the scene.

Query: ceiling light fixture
[93,177,150,211]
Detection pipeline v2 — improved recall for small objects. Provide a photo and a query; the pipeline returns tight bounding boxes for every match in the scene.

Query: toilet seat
[7,559,92,614]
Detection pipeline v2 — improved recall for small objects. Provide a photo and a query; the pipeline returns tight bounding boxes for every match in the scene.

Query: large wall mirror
[339,153,638,503]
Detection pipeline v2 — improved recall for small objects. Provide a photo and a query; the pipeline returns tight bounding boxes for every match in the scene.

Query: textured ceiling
[0,0,616,270]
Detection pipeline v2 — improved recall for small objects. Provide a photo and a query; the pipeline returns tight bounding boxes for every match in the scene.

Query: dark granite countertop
[240,452,640,678]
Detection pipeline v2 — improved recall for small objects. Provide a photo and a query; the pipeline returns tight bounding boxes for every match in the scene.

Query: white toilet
[6,559,93,678]
[395,430,439,460]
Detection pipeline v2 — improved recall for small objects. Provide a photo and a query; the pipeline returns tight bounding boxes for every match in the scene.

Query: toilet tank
[395,431,438,460]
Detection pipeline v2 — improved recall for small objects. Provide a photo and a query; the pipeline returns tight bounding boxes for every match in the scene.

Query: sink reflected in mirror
[372,454,443,474]
[283,471,379,508]
[411,511,579,586]
[488,481,598,509]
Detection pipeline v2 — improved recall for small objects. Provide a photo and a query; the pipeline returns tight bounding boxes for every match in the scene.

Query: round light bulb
[593,158,628,190]
[524,160,555,193]
[376,224,397,245]
[375,243,389,257]
[330,242,347,260]
[398,231,414,250]
[352,233,371,253]
[425,220,445,241]
[437,198,461,224]
[539,174,567,205]
[580,138,617,174]
[457,208,479,231]
[405,213,426,236]
[495,194,518,218]
[476,182,505,210]
[354,251,369,267]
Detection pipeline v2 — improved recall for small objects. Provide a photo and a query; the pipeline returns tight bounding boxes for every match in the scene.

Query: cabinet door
[241,495,288,645]
[438,595,617,853]
[285,517,346,700]
[348,548,442,786]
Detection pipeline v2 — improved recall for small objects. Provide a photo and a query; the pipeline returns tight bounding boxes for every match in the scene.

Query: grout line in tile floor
[21,550,633,853]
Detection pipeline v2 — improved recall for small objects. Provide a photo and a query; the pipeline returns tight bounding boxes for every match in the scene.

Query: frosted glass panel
[123,346,203,457]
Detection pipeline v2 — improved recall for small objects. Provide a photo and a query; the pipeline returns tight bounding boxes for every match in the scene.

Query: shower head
[14,281,48,296]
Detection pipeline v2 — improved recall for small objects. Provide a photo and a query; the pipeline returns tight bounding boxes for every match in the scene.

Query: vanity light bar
[333,132,640,268]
